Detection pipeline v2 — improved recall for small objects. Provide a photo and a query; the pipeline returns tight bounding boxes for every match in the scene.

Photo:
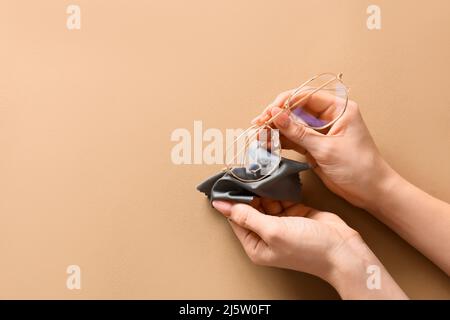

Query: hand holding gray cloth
[197,158,310,204]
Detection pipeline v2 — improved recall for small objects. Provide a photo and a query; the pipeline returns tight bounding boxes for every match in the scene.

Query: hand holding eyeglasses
[225,73,349,183]
[255,88,393,212]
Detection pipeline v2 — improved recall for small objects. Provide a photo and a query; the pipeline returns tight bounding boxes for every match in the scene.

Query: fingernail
[212,200,232,216]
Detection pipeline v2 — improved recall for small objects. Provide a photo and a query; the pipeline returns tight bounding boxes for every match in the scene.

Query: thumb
[271,107,322,154]
[212,201,281,243]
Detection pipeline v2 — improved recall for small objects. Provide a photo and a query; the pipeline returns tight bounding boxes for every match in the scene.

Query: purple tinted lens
[292,108,327,127]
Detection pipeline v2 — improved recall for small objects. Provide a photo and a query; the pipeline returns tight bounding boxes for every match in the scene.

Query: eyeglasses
[224,72,349,182]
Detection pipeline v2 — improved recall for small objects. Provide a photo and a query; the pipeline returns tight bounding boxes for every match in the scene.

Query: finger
[270,106,323,153]
[228,220,261,248]
[307,210,345,224]
[282,203,316,217]
[256,87,344,126]
[212,201,281,242]
[281,202,345,225]
[228,220,272,265]
[251,108,271,125]
[260,198,283,215]
[230,204,279,239]
[252,90,294,125]
[250,197,263,212]
[281,201,296,209]
[289,89,341,118]
[250,197,260,207]
[327,100,358,135]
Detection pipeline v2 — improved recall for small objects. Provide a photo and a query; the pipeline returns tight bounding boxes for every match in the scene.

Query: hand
[212,198,360,281]
[212,199,408,299]
[253,91,395,211]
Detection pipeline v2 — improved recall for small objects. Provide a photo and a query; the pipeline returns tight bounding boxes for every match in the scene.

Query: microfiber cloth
[197,158,310,204]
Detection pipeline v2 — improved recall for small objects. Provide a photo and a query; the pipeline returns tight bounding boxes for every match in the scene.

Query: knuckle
[292,124,307,141]
[264,223,281,243]
[248,252,259,264]
[346,227,361,240]
[232,204,251,227]
[317,142,334,159]
[248,251,265,265]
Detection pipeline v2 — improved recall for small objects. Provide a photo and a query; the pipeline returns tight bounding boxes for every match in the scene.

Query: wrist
[325,235,380,299]
[323,234,408,299]
[361,157,400,214]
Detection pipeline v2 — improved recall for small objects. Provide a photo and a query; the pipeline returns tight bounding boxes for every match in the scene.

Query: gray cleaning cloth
[197,158,310,204]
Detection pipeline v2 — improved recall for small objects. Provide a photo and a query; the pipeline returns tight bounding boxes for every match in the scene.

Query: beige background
[0,0,449,299]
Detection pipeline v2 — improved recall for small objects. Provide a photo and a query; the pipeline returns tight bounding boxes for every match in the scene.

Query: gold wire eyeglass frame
[223,72,349,182]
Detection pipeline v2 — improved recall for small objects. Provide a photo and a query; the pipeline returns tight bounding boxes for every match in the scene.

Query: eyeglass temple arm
[224,73,342,169]
[265,75,339,126]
